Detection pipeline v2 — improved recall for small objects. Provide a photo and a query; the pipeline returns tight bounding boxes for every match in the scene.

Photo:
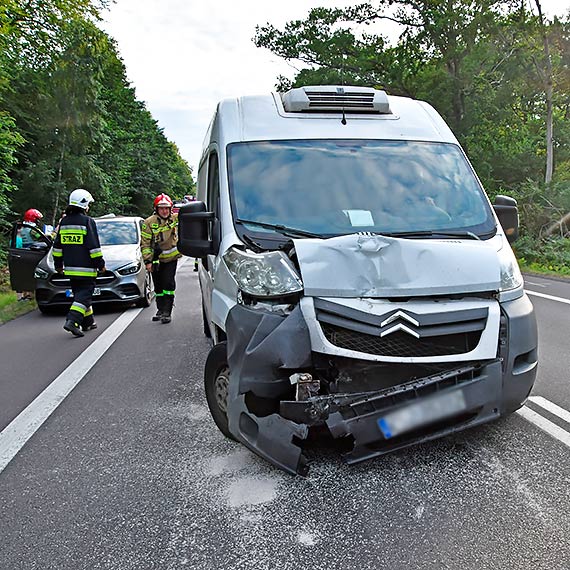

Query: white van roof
[201,86,459,164]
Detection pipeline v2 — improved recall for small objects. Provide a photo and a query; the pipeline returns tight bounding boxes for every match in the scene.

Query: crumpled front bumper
[224,296,537,476]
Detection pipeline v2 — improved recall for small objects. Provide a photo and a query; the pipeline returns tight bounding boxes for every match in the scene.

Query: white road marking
[524,281,547,288]
[517,406,570,449]
[529,396,570,425]
[525,290,570,305]
[0,308,142,474]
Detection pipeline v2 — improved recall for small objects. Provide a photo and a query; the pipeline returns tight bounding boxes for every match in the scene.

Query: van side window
[207,152,220,218]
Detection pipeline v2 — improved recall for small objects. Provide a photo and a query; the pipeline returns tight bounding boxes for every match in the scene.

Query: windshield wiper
[388,230,481,240]
[235,219,322,239]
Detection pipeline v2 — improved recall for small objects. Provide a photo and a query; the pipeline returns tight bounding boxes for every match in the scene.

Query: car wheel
[202,302,212,338]
[204,342,235,440]
[135,270,153,308]
[38,304,57,315]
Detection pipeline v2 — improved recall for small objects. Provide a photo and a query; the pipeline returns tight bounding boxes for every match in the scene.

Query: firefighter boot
[152,295,165,321]
[64,318,84,337]
[82,312,97,331]
[161,296,174,324]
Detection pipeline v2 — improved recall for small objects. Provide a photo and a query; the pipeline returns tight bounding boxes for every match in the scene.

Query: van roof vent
[281,85,390,114]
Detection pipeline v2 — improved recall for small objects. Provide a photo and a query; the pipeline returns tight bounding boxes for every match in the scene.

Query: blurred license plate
[65,288,100,297]
[378,390,466,439]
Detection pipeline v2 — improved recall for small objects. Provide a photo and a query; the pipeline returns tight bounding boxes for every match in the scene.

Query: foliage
[255,0,570,268]
[514,235,570,275]
[0,0,194,231]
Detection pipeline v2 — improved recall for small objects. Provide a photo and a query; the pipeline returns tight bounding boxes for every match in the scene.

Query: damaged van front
[178,86,538,475]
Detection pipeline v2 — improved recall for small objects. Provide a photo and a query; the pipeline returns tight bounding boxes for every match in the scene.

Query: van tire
[204,342,235,440]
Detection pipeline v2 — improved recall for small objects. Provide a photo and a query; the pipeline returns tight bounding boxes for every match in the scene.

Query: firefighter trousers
[66,278,96,327]
[152,259,177,315]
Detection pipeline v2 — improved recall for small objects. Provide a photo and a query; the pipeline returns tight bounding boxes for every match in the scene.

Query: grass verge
[0,291,37,325]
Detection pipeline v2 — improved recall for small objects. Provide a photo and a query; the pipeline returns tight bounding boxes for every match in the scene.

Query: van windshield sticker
[343,210,374,227]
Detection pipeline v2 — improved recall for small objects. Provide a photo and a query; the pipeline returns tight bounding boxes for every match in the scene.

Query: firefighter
[141,194,181,324]
[20,208,44,247]
[53,189,106,337]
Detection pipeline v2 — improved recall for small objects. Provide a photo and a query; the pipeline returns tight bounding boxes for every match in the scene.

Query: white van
[178,85,538,475]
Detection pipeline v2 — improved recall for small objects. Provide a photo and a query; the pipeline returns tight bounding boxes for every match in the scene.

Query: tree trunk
[53,130,67,226]
[543,211,570,238]
[534,0,554,184]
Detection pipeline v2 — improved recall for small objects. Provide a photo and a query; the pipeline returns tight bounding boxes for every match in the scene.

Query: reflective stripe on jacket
[53,213,105,277]
[140,213,181,264]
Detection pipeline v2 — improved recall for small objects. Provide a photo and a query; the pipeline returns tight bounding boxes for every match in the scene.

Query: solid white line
[529,396,570,425]
[525,290,570,305]
[0,308,142,474]
[516,406,570,449]
[524,281,547,288]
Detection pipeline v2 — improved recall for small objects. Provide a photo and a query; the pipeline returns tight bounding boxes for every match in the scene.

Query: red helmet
[153,194,173,209]
[23,209,43,224]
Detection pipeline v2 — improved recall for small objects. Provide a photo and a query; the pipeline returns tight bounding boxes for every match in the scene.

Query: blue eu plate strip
[378,418,392,439]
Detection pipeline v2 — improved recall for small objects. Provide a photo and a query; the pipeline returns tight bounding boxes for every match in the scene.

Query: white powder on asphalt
[226,476,278,507]
[298,530,318,546]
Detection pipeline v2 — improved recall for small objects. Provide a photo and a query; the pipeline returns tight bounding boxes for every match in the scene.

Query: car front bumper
[35,270,144,306]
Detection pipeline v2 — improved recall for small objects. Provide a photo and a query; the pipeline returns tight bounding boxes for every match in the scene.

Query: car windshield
[95,220,138,245]
[227,140,496,238]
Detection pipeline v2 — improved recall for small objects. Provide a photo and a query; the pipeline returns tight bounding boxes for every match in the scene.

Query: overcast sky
[101,0,569,173]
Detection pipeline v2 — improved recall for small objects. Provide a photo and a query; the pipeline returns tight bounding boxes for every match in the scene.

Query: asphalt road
[0,265,569,570]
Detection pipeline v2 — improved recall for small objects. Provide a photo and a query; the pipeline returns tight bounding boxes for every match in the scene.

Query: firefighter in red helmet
[140,194,181,323]
[20,208,44,247]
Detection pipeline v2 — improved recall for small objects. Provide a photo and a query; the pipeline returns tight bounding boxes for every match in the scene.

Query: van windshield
[227,140,496,238]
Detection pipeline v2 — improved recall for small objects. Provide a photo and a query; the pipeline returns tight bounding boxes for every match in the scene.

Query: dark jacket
[53,212,105,278]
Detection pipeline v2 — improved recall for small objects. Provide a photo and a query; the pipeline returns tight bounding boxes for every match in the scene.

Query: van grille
[315,298,487,357]
[321,324,482,357]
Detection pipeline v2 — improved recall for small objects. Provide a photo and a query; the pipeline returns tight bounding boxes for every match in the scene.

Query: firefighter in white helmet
[53,189,106,337]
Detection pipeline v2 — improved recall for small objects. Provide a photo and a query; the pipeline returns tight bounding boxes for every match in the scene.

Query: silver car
[8,215,153,313]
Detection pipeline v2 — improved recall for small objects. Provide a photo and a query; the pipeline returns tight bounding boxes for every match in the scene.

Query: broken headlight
[498,244,523,300]
[223,247,303,297]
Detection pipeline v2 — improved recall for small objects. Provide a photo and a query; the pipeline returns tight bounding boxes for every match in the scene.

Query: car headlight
[34,267,49,279]
[498,245,523,292]
[223,247,303,297]
[118,262,141,276]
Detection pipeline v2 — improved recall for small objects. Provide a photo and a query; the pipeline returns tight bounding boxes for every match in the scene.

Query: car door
[7,223,53,291]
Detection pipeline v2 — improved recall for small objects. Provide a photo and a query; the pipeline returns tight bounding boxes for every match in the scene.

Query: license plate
[65,288,101,297]
[378,389,467,439]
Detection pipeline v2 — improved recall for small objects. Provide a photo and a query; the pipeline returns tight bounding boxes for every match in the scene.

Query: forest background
[0,0,569,276]
[0,0,195,269]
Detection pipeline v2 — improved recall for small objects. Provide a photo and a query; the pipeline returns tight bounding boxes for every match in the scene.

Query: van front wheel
[204,342,235,440]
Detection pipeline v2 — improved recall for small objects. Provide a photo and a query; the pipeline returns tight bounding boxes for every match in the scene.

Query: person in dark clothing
[52,189,106,337]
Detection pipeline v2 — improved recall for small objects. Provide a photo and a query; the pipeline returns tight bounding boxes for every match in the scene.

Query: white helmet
[69,188,94,209]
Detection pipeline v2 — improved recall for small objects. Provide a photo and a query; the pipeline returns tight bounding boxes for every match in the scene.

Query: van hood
[293,233,502,298]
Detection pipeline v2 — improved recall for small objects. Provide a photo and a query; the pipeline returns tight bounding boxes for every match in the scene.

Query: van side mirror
[178,201,218,257]
[493,195,519,244]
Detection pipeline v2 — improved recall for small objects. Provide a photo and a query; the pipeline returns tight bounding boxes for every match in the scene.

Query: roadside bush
[514,235,570,275]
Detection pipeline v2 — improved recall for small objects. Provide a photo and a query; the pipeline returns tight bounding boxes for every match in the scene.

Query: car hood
[42,243,141,272]
[293,233,503,298]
